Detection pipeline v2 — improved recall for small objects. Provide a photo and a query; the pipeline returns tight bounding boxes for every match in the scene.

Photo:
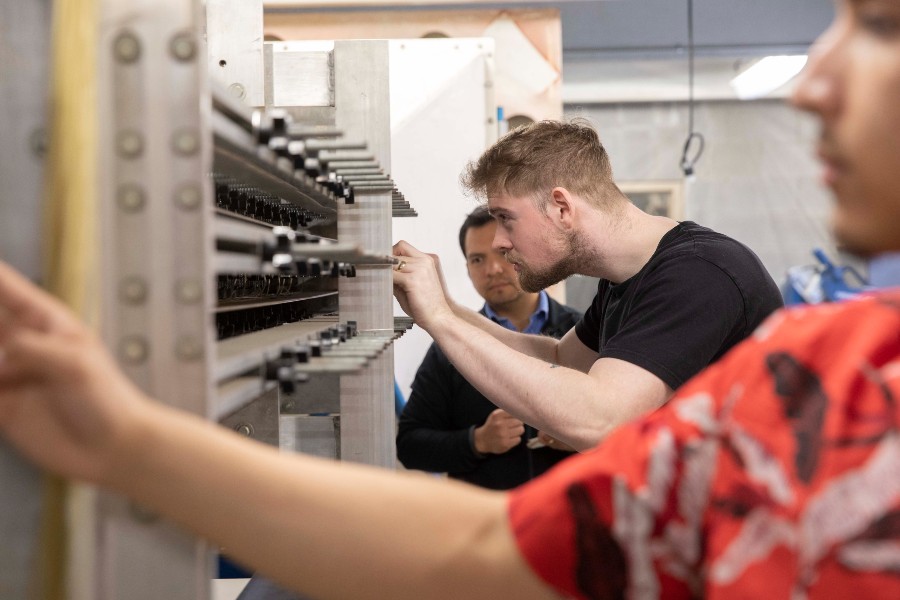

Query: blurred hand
[473,409,524,455]
[392,240,456,331]
[0,261,151,485]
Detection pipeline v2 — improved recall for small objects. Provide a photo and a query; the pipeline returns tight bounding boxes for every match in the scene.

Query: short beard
[517,230,585,293]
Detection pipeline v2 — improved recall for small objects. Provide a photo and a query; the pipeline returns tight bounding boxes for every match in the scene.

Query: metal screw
[117,184,146,213]
[235,423,254,436]
[119,336,149,364]
[119,276,147,304]
[175,280,202,304]
[113,31,141,63]
[174,183,202,210]
[228,83,246,100]
[172,129,199,156]
[169,32,196,61]
[175,336,203,361]
[116,130,144,158]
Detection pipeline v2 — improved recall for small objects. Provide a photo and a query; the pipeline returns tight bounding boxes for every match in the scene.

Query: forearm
[428,318,621,451]
[109,402,553,600]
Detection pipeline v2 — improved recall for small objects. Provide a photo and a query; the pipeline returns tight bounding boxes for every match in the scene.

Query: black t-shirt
[574,221,783,390]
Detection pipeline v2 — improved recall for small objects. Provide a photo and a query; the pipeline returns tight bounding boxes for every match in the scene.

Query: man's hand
[0,261,150,486]
[392,240,456,331]
[473,409,524,455]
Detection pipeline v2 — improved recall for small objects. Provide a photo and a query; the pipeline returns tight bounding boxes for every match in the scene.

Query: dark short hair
[460,119,620,211]
[458,206,494,257]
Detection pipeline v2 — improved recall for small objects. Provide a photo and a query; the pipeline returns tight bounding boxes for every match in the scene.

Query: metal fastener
[116,130,144,158]
[175,336,203,361]
[119,276,148,304]
[234,423,254,436]
[172,129,199,156]
[169,32,196,61]
[174,183,202,210]
[175,280,202,304]
[228,83,246,100]
[119,336,149,364]
[113,31,141,63]
[117,184,146,213]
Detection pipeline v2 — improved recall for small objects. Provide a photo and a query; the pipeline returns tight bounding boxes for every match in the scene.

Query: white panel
[388,38,495,400]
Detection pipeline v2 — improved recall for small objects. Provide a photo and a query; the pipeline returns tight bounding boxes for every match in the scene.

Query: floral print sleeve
[508,292,900,599]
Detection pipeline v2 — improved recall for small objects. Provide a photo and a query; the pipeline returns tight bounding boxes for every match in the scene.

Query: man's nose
[492,229,510,252]
[485,255,506,274]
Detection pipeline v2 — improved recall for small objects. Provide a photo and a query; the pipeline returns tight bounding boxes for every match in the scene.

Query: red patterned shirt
[509,292,900,599]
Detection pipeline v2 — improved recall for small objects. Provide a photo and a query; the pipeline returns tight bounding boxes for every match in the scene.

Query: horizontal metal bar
[213,135,338,217]
[303,139,367,152]
[320,160,380,169]
[286,124,344,139]
[215,376,277,420]
[216,291,338,314]
[318,150,374,162]
[215,316,339,382]
[333,168,384,176]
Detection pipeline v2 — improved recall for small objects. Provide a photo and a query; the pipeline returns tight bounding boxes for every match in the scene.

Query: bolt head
[113,31,141,63]
[169,32,196,61]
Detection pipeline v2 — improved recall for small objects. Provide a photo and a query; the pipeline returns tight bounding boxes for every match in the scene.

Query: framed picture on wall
[619,180,685,220]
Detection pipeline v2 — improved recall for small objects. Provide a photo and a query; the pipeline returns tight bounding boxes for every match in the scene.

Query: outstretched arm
[0,261,560,600]
[393,240,563,364]
[392,242,672,449]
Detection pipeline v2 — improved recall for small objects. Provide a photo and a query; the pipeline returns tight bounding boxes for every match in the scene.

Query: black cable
[680,0,705,177]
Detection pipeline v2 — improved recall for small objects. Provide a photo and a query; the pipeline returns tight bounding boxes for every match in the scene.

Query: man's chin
[519,271,563,293]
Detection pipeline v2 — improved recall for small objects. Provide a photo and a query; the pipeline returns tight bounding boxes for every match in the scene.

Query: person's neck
[581,203,679,284]
[489,292,541,332]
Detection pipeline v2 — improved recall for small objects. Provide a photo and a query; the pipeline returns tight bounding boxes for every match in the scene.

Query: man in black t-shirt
[392,120,783,451]
[396,208,582,489]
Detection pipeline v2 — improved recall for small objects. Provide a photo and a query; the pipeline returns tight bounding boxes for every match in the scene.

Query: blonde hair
[461,119,622,210]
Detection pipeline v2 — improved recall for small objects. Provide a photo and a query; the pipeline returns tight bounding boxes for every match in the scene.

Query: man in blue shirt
[396,207,581,489]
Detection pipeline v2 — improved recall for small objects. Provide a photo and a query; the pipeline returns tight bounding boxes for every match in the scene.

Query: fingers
[392,240,428,258]
[0,328,79,387]
[0,261,80,335]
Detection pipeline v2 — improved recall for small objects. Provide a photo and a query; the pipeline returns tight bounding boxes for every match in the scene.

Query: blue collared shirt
[483,290,549,334]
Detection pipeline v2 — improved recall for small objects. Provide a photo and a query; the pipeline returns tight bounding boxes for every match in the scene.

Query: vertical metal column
[94,0,214,597]
[0,1,52,597]
[333,41,396,468]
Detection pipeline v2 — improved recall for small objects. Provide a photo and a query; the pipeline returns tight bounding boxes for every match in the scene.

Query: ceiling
[266,0,837,103]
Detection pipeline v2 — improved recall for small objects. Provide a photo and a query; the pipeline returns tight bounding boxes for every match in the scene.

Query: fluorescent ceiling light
[730,55,808,100]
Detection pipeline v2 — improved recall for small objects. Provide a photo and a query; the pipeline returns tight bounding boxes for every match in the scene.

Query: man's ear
[548,187,575,230]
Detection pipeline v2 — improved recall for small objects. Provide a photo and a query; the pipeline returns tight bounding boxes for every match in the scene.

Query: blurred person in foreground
[0,1,899,597]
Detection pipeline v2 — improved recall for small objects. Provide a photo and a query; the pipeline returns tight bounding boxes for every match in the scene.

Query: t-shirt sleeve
[602,257,745,390]
[574,281,604,353]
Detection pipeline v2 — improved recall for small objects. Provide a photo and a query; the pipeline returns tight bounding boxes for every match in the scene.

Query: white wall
[389,38,496,400]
